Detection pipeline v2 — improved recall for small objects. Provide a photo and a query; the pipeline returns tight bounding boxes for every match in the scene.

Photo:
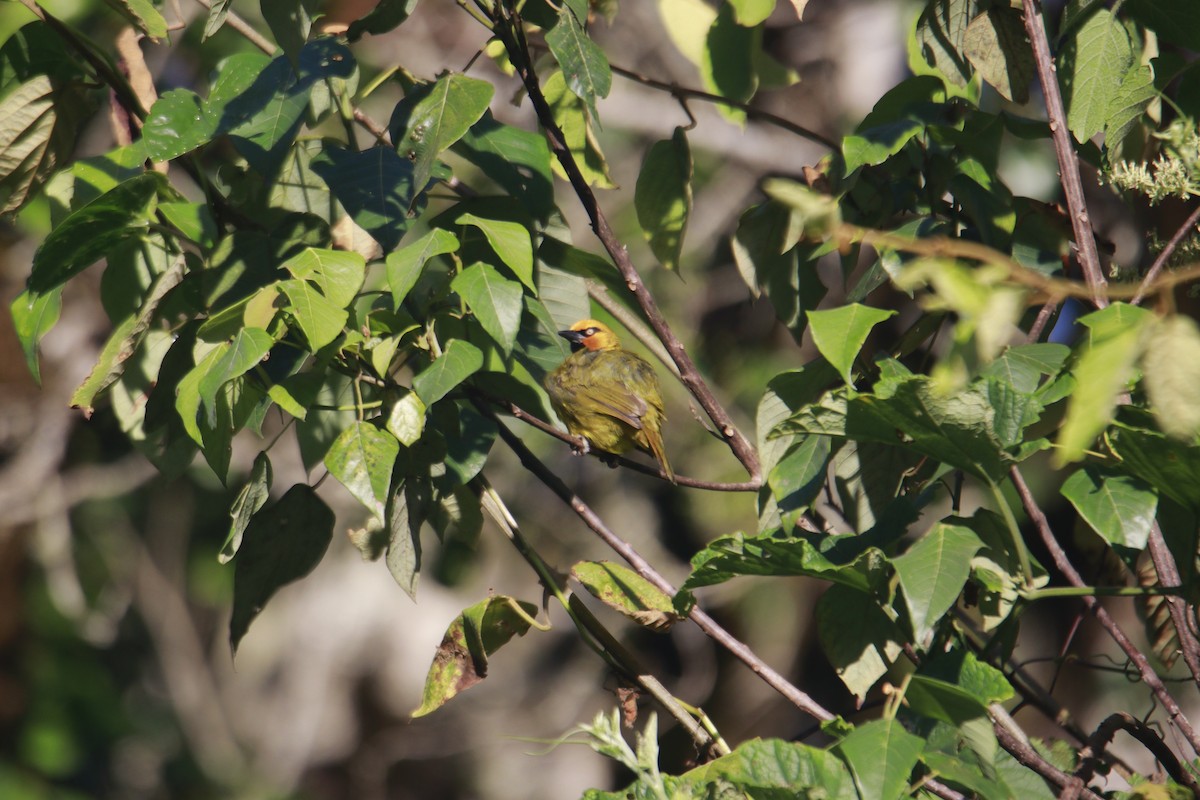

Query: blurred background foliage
[0,0,1195,798]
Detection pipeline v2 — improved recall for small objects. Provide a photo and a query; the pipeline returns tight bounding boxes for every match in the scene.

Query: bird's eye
[585,327,598,336]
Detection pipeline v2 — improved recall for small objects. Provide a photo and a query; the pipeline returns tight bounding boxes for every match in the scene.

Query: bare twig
[1145,523,1200,689]
[1020,0,1107,307]
[1073,712,1199,794]
[193,0,276,54]
[476,393,759,490]
[1025,300,1059,343]
[606,63,838,150]
[1010,466,1200,756]
[485,405,828,720]
[492,4,763,484]
[1133,203,1200,305]
[992,707,1106,800]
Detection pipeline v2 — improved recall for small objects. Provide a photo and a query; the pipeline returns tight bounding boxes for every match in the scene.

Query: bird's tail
[645,429,675,484]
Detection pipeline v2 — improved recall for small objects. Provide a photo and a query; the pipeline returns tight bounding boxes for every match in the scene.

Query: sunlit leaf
[835,718,924,800]
[413,339,484,406]
[634,127,692,270]
[807,303,896,384]
[894,523,983,642]
[325,421,400,521]
[1061,466,1157,551]
[413,596,537,716]
[545,6,611,123]
[571,561,681,631]
[451,263,524,354]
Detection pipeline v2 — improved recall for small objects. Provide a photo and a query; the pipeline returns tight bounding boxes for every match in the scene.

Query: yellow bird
[544,319,675,482]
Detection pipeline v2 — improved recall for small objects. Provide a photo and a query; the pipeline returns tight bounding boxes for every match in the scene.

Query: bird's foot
[597,452,620,470]
[570,436,591,457]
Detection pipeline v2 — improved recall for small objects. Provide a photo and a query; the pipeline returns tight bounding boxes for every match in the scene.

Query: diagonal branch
[1010,466,1200,756]
[1133,202,1200,305]
[1020,0,1107,307]
[1145,524,1200,689]
[492,4,762,484]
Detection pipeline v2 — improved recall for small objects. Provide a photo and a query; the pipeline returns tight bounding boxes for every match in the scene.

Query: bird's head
[559,319,619,352]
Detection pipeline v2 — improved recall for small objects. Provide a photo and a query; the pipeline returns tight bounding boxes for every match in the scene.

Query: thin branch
[1145,523,1200,688]
[1133,202,1200,305]
[193,0,275,54]
[483,403,829,721]
[1073,712,1199,794]
[1010,466,1200,757]
[992,707,1106,800]
[492,5,763,485]
[1020,0,1108,307]
[474,479,721,753]
[606,63,839,150]
[476,392,759,491]
[1025,300,1059,343]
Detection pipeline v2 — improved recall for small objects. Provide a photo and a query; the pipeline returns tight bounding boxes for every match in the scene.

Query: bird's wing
[582,383,649,430]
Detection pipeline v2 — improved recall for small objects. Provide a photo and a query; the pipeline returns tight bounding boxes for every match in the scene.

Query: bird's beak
[558,329,586,345]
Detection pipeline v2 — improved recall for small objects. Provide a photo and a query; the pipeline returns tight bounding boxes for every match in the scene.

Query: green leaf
[782,377,1010,480]
[30,172,163,293]
[175,343,226,445]
[731,202,827,340]
[142,90,217,161]
[230,484,334,653]
[1104,64,1155,152]
[104,0,168,39]
[436,402,497,492]
[906,674,991,725]
[543,71,615,188]
[807,303,896,384]
[834,718,924,800]
[455,212,535,290]
[634,127,692,270]
[386,391,427,446]
[221,452,273,564]
[454,113,555,223]
[282,247,365,308]
[393,74,494,201]
[545,6,612,123]
[1061,466,1157,551]
[203,0,234,37]
[571,561,682,631]
[413,596,537,716]
[159,201,218,249]
[915,0,978,86]
[767,434,832,525]
[450,263,524,354]
[310,144,417,251]
[386,477,428,598]
[981,343,1070,394]
[347,0,418,39]
[702,3,759,124]
[727,0,774,26]
[962,6,1033,103]
[1108,419,1200,512]
[680,739,857,798]
[1141,315,1200,441]
[9,288,60,384]
[387,228,460,310]
[72,255,186,414]
[683,531,887,594]
[1057,304,1152,465]
[280,279,349,350]
[413,339,484,406]
[0,75,57,217]
[324,421,400,521]
[1059,9,1136,142]
[1125,0,1200,51]
[198,327,275,422]
[894,523,983,643]
[260,0,313,63]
